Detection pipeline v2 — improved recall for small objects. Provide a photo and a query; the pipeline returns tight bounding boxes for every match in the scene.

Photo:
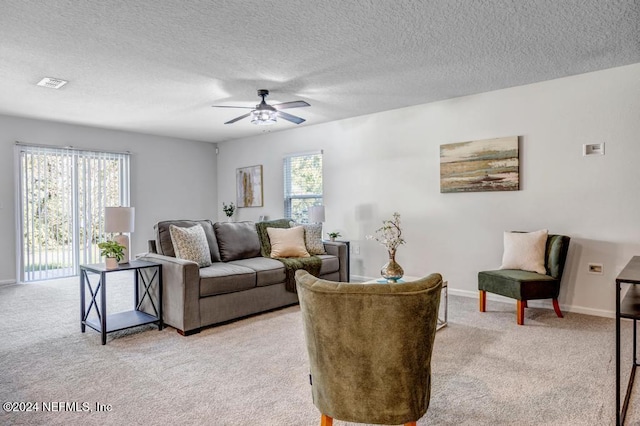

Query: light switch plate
[583,143,605,156]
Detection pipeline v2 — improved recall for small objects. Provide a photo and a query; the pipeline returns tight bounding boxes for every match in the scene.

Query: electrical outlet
[588,263,603,275]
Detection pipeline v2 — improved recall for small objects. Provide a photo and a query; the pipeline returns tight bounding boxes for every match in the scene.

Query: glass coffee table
[363,276,448,330]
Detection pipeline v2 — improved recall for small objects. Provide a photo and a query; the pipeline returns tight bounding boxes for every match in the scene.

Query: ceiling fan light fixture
[214,89,308,125]
[251,109,277,125]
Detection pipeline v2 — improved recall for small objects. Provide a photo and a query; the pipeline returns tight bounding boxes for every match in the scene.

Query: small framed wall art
[440,136,519,193]
[236,165,263,207]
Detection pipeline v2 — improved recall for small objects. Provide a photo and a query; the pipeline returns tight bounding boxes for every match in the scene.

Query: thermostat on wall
[583,143,605,156]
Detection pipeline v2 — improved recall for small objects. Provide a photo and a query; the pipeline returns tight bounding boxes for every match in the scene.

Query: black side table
[338,240,350,282]
[326,240,350,282]
[80,260,163,345]
[616,256,640,425]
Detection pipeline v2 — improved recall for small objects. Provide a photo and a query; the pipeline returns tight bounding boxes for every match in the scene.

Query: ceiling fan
[213,89,310,125]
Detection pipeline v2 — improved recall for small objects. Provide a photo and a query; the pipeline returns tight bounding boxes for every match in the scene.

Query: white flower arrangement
[366,212,405,253]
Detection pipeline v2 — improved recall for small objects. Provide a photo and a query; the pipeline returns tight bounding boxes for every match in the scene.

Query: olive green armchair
[478,234,570,325]
[295,270,443,426]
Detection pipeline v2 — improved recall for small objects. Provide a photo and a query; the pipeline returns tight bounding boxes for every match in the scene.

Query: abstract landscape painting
[440,136,519,193]
[236,165,263,207]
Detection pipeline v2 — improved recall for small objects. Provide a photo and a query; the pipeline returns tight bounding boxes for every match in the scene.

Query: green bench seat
[478,234,570,325]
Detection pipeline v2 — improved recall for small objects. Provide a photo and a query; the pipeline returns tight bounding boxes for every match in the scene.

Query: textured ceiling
[0,0,639,143]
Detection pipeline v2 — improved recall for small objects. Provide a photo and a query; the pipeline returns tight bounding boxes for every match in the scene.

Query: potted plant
[327,231,341,242]
[98,240,125,269]
[223,202,236,222]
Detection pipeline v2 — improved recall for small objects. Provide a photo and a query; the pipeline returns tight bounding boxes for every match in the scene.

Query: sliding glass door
[16,144,130,282]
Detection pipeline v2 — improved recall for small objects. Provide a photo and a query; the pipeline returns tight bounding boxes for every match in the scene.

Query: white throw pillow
[500,229,548,274]
[267,226,311,258]
[169,224,212,267]
[290,221,326,255]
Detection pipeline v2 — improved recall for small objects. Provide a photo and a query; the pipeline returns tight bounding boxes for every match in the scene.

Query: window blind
[283,151,323,222]
[16,144,130,282]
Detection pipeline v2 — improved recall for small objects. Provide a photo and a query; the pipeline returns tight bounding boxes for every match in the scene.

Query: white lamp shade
[105,207,135,233]
[309,205,326,223]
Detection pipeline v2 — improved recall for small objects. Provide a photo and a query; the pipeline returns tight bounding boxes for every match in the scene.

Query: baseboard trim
[350,274,372,283]
[351,276,615,319]
[452,288,615,319]
[0,279,17,287]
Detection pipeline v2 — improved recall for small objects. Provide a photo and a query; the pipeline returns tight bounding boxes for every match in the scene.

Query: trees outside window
[283,151,323,223]
[16,144,130,282]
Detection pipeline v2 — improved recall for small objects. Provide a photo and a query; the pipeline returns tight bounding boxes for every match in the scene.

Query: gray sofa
[139,219,348,335]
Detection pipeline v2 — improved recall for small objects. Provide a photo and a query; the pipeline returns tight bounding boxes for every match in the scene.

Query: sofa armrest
[323,241,348,282]
[137,253,201,334]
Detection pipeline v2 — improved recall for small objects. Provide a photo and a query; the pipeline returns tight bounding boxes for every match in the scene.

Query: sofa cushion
[478,269,558,300]
[290,221,326,255]
[199,263,256,297]
[169,224,212,267]
[267,226,311,258]
[255,219,291,257]
[214,221,261,261]
[316,254,340,275]
[228,258,286,287]
[155,220,221,262]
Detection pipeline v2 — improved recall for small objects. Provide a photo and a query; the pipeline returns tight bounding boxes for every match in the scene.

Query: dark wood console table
[616,256,640,425]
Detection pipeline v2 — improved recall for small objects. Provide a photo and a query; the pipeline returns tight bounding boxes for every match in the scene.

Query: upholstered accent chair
[478,234,571,325]
[295,270,442,426]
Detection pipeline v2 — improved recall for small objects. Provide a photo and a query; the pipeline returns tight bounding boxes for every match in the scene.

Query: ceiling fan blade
[272,100,310,110]
[212,105,254,109]
[276,111,305,124]
[224,113,251,124]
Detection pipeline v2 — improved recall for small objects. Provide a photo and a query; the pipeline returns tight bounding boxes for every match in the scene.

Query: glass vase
[381,250,404,282]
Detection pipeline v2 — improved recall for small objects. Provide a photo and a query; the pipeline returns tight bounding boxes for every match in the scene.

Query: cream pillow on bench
[499,229,548,274]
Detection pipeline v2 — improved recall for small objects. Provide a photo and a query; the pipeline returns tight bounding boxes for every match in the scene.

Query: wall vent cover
[36,77,68,89]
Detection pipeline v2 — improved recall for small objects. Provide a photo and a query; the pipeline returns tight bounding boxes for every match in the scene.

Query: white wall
[0,115,217,283]
[217,63,640,317]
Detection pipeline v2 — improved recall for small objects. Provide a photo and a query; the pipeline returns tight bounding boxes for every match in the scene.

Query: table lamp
[309,205,325,224]
[105,206,135,263]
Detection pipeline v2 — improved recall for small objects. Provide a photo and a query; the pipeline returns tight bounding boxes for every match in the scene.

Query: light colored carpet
[0,272,635,425]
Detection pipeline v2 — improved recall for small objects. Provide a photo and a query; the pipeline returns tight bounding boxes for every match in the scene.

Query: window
[283,151,323,223]
[16,143,130,282]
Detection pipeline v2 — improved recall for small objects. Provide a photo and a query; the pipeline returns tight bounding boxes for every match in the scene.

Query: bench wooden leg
[321,414,333,426]
[553,298,564,318]
[517,300,525,325]
[479,290,486,312]
[322,413,414,425]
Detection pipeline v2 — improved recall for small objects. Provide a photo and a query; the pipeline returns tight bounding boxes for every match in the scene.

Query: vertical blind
[16,144,130,282]
[283,151,323,222]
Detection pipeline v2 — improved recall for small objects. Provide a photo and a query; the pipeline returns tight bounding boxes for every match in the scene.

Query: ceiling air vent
[36,77,68,89]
